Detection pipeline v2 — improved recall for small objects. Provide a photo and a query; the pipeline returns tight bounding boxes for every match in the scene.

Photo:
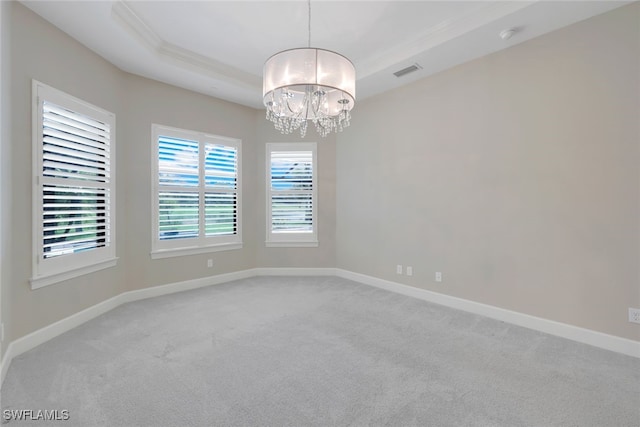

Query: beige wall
[120,74,257,290]
[336,3,640,341]
[7,2,126,342]
[0,0,11,357]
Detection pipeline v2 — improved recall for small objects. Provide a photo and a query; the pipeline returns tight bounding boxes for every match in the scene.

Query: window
[266,143,317,247]
[152,125,241,258]
[32,81,117,289]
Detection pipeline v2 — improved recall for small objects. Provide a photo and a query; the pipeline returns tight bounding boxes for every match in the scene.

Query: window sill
[265,241,319,248]
[31,257,119,290]
[151,242,243,259]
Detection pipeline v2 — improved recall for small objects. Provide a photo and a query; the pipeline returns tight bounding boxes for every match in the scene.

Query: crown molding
[110,0,535,91]
[111,0,260,91]
[110,0,160,52]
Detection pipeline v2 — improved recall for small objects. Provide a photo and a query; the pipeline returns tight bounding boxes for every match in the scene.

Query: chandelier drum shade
[263,0,356,137]
[263,48,356,137]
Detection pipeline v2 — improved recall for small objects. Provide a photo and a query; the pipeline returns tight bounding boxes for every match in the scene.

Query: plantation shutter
[41,100,112,258]
[153,125,241,252]
[205,143,238,236]
[157,136,199,240]
[270,150,314,233]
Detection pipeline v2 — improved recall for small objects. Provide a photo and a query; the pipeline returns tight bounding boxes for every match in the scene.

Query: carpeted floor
[2,276,639,426]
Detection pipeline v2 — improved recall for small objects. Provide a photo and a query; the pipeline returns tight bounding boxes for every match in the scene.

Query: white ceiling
[21,0,631,110]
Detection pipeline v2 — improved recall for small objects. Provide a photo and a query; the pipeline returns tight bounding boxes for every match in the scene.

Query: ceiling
[21,1,631,110]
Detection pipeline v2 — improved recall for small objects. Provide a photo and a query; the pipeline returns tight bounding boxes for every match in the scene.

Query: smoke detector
[499,28,517,40]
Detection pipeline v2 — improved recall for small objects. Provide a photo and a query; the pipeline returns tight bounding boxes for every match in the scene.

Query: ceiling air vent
[393,63,422,78]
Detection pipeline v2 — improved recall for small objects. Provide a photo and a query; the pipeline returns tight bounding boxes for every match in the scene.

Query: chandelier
[262,0,356,138]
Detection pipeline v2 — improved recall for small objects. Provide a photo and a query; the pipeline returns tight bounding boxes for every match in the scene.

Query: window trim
[151,124,242,259]
[265,142,318,247]
[31,80,117,289]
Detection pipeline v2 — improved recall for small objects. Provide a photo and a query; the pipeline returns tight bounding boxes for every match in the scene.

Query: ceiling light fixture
[499,28,517,40]
[262,0,356,137]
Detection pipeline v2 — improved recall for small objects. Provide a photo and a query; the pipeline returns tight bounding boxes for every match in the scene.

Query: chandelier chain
[307,0,311,48]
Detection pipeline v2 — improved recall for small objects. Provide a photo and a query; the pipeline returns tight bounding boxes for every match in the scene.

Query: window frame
[151,124,242,259]
[31,80,117,289]
[266,142,318,247]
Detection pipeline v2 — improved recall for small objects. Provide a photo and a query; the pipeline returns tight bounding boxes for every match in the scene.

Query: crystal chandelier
[262,0,356,138]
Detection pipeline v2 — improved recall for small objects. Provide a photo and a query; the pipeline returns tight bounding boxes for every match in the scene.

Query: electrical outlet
[406,266,413,276]
[207,259,213,268]
[435,272,442,282]
[629,308,640,324]
[396,265,403,275]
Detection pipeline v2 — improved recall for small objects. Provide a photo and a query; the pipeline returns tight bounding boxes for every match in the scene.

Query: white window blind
[204,143,238,237]
[42,101,111,257]
[158,135,199,241]
[32,81,117,289]
[152,125,242,258]
[266,143,317,246]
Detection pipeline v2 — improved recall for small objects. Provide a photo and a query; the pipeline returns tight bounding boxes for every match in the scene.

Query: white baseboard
[2,267,638,387]
[335,269,640,359]
[122,269,258,304]
[253,267,336,276]
[0,341,13,388]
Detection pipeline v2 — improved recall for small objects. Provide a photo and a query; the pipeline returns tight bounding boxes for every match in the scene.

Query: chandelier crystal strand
[262,1,355,137]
